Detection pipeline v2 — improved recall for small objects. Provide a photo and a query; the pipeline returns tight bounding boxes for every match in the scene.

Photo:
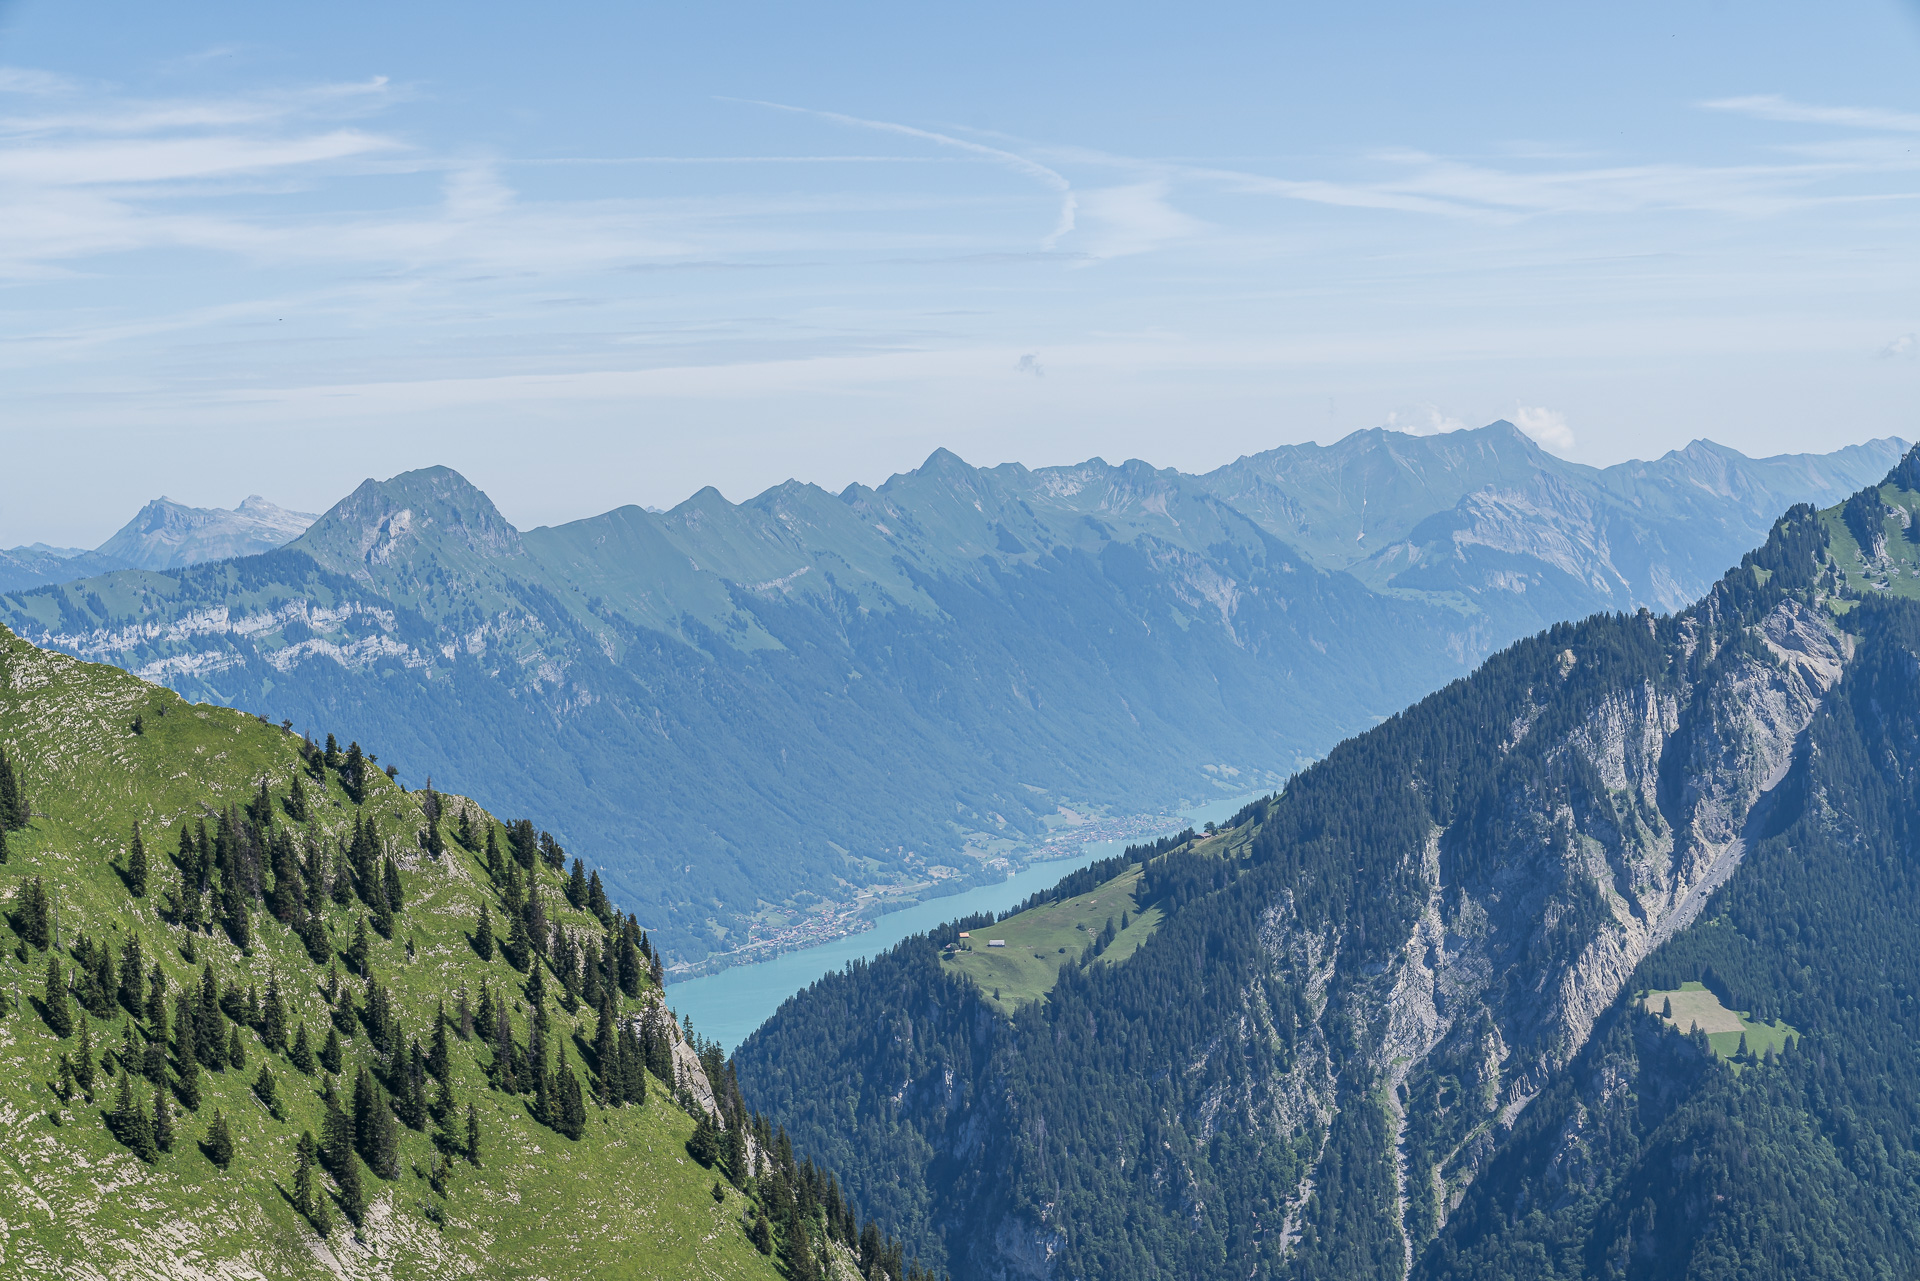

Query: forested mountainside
[736,448,1920,1280]
[0,545,131,594]
[0,628,928,1279]
[0,429,1896,964]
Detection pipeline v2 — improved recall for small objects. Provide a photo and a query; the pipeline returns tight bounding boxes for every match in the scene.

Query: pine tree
[687,1110,720,1166]
[474,983,497,1042]
[145,962,167,1028]
[782,1212,821,1281]
[255,1061,281,1118]
[292,1130,317,1218]
[74,1016,96,1096]
[117,933,143,1016]
[111,1066,158,1162]
[485,824,503,882]
[341,741,366,804]
[43,951,72,1037]
[348,915,371,975]
[368,875,394,940]
[586,870,613,928]
[593,994,619,1104]
[474,901,495,962]
[465,1102,482,1167]
[262,970,286,1051]
[173,991,201,1110]
[126,822,148,898]
[323,732,341,772]
[566,859,587,910]
[152,1080,173,1152]
[503,909,531,973]
[751,1214,774,1255]
[143,1007,168,1087]
[16,876,50,951]
[291,1021,316,1074]
[382,856,404,915]
[227,1024,246,1071]
[509,819,538,872]
[204,1109,233,1170]
[320,1025,343,1075]
[287,771,309,823]
[617,917,643,998]
[554,1038,586,1140]
[429,1010,451,1083]
[0,822,7,865]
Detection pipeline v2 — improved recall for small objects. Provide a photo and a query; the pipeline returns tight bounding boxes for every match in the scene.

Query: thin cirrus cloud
[1703,94,1920,134]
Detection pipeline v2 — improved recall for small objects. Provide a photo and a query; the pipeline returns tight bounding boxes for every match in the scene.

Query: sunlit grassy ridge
[0,624,784,1280]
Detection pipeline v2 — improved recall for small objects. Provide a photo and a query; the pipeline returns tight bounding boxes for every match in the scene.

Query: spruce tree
[145,962,167,1028]
[687,1111,719,1166]
[227,1025,246,1071]
[143,1008,168,1087]
[262,971,286,1052]
[43,951,72,1037]
[593,995,619,1104]
[509,819,538,872]
[341,741,366,804]
[587,871,614,930]
[0,821,7,865]
[74,1016,96,1097]
[111,1067,158,1162]
[152,1081,173,1152]
[287,772,309,823]
[173,991,201,1110]
[751,1214,774,1255]
[117,933,143,1016]
[204,1109,233,1171]
[292,1130,317,1218]
[291,1021,316,1075]
[503,910,531,973]
[566,859,587,910]
[368,875,394,940]
[474,902,495,961]
[485,824,503,883]
[465,1102,481,1167]
[474,983,497,1042]
[554,1038,586,1139]
[429,1011,451,1083]
[382,856,403,915]
[126,822,148,898]
[320,1025,343,1075]
[347,915,371,975]
[17,876,50,951]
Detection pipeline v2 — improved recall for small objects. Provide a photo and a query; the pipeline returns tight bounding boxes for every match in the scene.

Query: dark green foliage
[172,990,201,1110]
[152,1079,173,1152]
[126,822,148,897]
[552,1038,586,1140]
[204,1108,233,1170]
[291,1020,315,1074]
[73,1016,96,1095]
[340,741,366,804]
[382,855,403,915]
[0,742,26,831]
[254,1061,281,1119]
[465,1102,481,1167]
[586,869,612,928]
[116,933,143,1016]
[108,1067,157,1162]
[353,1065,400,1180]
[42,950,71,1037]
[508,819,538,872]
[566,858,587,910]
[292,1129,317,1219]
[751,1213,773,1255]
[226,1025,244,1071]
[473,900,495,961]
[319,1024,342,1075]
[261,970,286,1051]
[686,1111,719,1167]
[346,914,370,976]
[12,874,50,950]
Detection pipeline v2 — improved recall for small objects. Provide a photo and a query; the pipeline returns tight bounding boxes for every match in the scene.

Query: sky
[1,0,1918,546]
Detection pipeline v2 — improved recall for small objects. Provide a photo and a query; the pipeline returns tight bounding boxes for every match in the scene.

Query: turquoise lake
[668,790,1265,1053]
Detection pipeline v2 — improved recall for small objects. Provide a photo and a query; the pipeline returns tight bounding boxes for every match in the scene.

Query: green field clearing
[940,866,1158,1012]
[1642,981,1798,1065]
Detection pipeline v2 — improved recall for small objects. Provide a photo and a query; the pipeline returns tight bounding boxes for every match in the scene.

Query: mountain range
[737,445,1920,1280]
[0,424,1902,964]
[0,495,316,592]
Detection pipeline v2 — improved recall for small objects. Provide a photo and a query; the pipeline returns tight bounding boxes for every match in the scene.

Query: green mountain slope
[735,448,1920,1281]
[0,628,860,1279]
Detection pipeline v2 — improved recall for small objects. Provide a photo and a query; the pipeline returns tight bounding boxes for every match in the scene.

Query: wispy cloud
[1704,95,1920,134]
[1880,333,1918,361]
[728,99,1079,248]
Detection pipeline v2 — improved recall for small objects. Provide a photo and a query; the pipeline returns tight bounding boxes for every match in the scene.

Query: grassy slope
[934,826,1254,1013]
[0,625,782,1281]
[1640,981,1798,1063]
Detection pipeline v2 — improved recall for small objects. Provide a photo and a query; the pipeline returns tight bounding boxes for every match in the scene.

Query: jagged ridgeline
[0,628,931,1279]
[737,450,1920,1280]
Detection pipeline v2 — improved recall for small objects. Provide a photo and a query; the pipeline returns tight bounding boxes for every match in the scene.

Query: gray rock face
[94,495,316,570]
[1234,597,1848,1270]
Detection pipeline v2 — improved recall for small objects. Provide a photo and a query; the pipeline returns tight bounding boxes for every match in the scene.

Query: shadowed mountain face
[735,454,1920,1281]
[0,429,1901,964]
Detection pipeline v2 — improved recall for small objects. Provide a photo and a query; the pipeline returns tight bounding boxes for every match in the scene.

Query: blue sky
[2,0,1918,545]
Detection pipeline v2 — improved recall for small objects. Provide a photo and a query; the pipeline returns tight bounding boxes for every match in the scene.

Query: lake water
[669,790,1265,1053]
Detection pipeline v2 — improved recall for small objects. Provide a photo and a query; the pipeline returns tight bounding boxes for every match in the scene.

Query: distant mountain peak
[295,466,522,578]
[93,492,317,571]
